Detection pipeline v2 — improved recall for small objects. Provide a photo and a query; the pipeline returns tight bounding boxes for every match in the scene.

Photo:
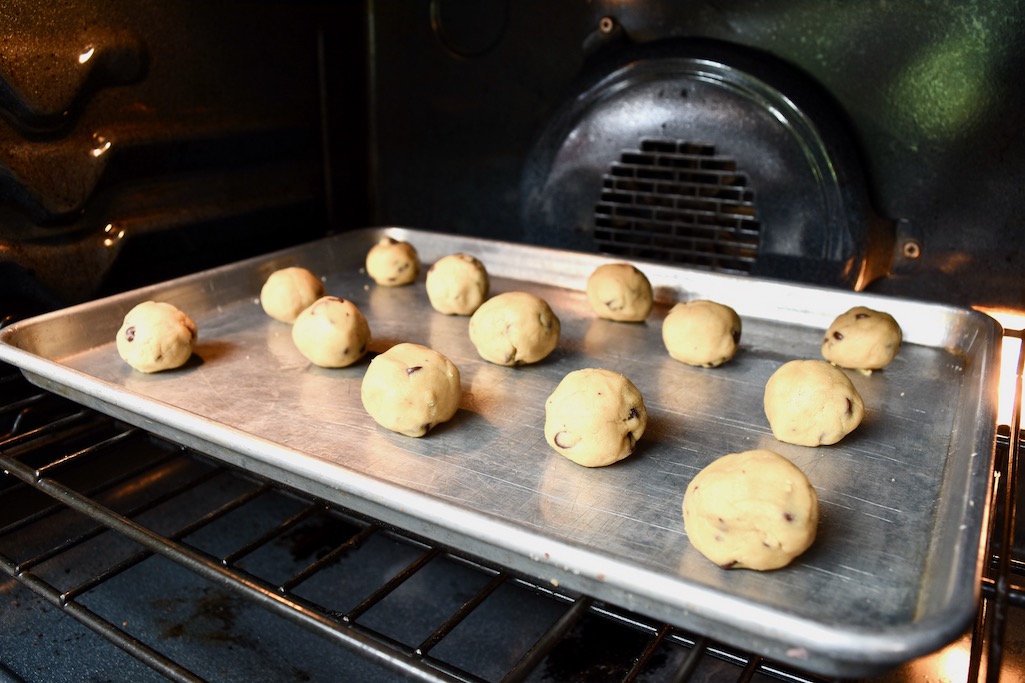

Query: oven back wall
[369,0,1025,308]
[0,1,366,316]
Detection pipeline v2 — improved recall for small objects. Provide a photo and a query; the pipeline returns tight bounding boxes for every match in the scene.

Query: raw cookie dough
[425,253,489,315]
[291,296,371,368]
[683,449,818,570]
[260,266,325,324]
[661,300,742,367]
[544,368,647,467]
[360,342,461,437]
[365,237,419,286]
[586,263,653,322]
[821,306,902,373]
[116,301,197,373]
[468,291,560,366]
[763,359,864,446]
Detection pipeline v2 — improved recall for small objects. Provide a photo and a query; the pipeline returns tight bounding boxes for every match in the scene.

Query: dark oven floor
[1,321,1023,682]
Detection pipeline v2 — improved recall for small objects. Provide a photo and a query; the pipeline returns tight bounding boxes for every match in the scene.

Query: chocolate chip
[720,560,738,569]
[845,397,853,414]
[732,329,741,344]
[604,299,622,311]
[627,407,639,421]
[554,431,574,448]
[855,312,870,319]
[125,326,136,342]
[406,366,423,375]
[833,331,844,340]
[784,512,795,522]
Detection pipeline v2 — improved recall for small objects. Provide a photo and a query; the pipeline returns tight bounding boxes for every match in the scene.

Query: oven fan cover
[521,40,887,289]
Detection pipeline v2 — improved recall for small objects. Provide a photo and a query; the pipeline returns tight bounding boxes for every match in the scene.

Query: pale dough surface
[260,267,325,323]
[365,237,419,286]
[360,342,461,437]
[763,359,864,446]
[116,301,197,373]
[821,306,902,372]
[683,449,818,571]
[291,296,371,368]
[661,300,742,367]
[468,291,560,366]
[544,368,647,467]
[586,263,653,322]
[425,253,489,315]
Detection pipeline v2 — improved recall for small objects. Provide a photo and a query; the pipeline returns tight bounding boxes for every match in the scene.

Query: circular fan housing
[521,40,888,289]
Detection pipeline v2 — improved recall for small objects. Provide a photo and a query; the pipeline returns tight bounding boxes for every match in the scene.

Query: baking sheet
[0,227,1000,677]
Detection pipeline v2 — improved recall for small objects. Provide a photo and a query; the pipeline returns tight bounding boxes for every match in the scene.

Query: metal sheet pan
[0,227,1000,677]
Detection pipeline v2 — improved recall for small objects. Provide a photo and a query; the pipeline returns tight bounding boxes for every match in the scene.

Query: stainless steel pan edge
[0,227,1002,678]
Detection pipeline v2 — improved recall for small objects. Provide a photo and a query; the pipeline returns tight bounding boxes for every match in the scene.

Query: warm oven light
[974,307,1025,428]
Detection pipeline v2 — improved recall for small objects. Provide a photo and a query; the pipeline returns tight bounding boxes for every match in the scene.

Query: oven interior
[1,1,1024,681]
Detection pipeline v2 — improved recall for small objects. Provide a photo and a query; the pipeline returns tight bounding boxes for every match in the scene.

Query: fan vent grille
[594,139,761,273]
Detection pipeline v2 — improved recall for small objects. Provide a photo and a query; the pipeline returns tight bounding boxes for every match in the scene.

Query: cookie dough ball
[365,237,419,286]
[360,342,461,437]
[260,267,325,324]
[425,253,489,315]
[764,359,864,446]
[662,300,742,368]
[586,263,653,322]
[291,296,371,368]
[116,301,197,373]
[468,292,560,366]
[544,368,647,467]
[683,449,818,571]
[821,306,902,373]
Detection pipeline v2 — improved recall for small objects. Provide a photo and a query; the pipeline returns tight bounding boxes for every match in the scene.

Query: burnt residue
[280,515,364,563]
[540,611,666,681]
[159,590,239,644]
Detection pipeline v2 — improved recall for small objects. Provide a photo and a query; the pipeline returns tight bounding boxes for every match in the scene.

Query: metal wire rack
[0,321,1022,683]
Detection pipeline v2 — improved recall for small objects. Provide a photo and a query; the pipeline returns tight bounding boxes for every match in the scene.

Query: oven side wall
[0,1,370,316]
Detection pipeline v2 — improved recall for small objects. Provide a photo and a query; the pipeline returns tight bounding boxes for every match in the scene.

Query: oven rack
[0,322,1021,683]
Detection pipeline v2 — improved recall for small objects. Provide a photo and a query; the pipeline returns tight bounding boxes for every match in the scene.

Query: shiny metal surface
[519,47,884,289]
[0,227,1001,678]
